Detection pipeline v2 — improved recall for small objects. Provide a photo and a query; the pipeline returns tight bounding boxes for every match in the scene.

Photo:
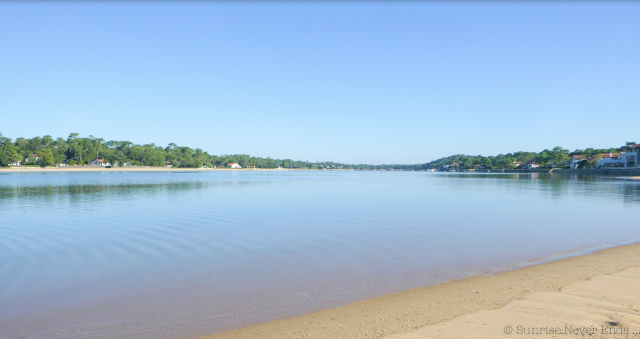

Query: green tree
[549,146,569,167]
[585,154,602,168]
[39,149,55,166]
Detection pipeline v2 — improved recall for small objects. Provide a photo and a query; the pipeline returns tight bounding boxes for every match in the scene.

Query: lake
[1,171,639,339]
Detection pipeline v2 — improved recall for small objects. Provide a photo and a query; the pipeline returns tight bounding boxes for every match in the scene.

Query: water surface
[1,171,639,338]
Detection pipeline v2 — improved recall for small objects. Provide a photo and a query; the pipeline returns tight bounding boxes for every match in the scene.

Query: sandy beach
[199,243,640,339]
[0,166,286,173]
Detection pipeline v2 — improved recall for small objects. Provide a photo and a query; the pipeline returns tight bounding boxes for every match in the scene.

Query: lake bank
[0,166,294,173]
[0,167,364,173]
[3,166,640,176]
[199,242,640,339]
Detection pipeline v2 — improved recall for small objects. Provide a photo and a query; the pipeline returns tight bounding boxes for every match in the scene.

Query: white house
[90,159,110,166]
[620,144,640,167]
[443,162,459,169]
[24,154,39,164]
[596,153,624,168]
[523,160,540,169]
[10,161,21,166]
[227,163,241,168]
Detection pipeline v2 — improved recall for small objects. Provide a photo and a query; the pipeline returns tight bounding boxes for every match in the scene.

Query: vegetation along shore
[0,133,637,171]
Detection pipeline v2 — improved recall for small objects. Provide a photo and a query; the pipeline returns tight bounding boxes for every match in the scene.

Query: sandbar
[199,243,640,339]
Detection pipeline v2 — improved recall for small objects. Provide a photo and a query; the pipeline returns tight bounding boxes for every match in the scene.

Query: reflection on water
[437,173,640,203]
[2,172,638,202]
[0,172,639,339]
[0,181,258,210]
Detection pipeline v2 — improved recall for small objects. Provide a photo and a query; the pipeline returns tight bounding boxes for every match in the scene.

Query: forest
[0,133,412,170]
[422,142,637,170]
[0,133,635,170]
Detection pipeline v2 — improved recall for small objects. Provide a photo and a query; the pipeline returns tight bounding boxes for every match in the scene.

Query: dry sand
[199,243,640,339]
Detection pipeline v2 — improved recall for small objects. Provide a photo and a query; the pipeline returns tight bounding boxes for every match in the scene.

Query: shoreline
[198,242,640,339]
[0,166,297,173]
[0,167,361,173]
[2,167,640,178]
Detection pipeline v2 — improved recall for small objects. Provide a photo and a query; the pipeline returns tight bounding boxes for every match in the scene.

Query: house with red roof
[570,155,586,169]
[596,153,623,168]
[596,144,640,168]
[90,159,110,166]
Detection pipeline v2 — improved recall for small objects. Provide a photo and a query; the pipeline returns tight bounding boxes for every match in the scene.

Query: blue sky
[1,2,638,164]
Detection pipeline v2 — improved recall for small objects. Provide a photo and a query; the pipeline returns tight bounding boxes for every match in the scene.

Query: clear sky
[1,2,638,164]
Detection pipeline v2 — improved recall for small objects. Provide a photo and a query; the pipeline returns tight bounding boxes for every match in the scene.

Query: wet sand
[199,243,640,339]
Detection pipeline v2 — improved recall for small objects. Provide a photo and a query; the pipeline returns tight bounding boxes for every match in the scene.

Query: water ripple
[1,172,639,339]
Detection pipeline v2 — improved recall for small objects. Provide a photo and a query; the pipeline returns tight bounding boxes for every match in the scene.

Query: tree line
[0,133,635,170]
[421,143,637,170]
[0,133,416,169]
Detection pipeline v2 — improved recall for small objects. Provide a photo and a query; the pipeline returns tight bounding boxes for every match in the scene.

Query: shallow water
[0,171,639,339]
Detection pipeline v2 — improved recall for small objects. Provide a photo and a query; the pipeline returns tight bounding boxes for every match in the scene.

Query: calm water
[1,171,639,339]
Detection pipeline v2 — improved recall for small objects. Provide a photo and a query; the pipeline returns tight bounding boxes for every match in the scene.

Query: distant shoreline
[2,167,640,176]
[3,167,640,178]
[0,166,365,173]
[0,166,294,173]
